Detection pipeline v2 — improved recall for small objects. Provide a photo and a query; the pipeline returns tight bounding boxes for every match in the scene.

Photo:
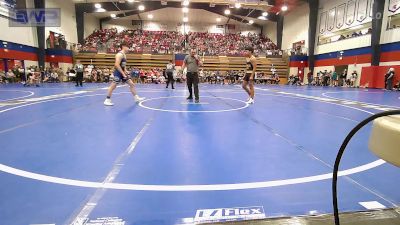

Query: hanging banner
[389,0,400,13]
[346,0,356,25]
[327,7,336,31]
[336,4,346,28]
[369,0,374,17]
[319,11,327,34]
[357,0,369,22]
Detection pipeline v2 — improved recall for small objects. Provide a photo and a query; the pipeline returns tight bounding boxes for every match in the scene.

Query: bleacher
[74,53,288,84]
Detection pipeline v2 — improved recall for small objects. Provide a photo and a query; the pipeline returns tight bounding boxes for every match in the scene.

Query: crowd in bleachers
[0,65,64,86]
[2,64,398,90]
[287,69,360,87]
[78,29,280,56]
[187,32,278,56]
[287,68,398,91]
[78,28,118,52]
[1,63,281,86]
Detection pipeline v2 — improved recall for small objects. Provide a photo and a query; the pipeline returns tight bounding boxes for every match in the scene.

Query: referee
[165,60,175,89]
[182,49,203,103]
[74,60,84,87]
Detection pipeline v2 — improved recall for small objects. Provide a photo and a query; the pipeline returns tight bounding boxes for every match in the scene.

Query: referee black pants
[166,72,174,88]
[76,72,83,86]
[186,72,199,100]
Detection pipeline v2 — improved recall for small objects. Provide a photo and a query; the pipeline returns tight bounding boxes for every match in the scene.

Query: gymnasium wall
[282,2,309,51]
[380,61,400,66]
[102,20,133,32]
[305,46,372,77]
[360,65,400,88]
[0,17,37,47]
[315,34,371,54]
[0,0,37,47]
[263,21,277,44]
[289,41,400,86]
[380,0,400,44]
[0,0,78,48]
[24,60,39,70]
[45,0,78,44]
[84,14,100,38]
[0,40,73,70]
[317,0,373,34]
[315,0,374,54]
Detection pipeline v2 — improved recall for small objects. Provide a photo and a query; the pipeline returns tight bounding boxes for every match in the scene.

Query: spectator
[6,69,16,83]
[340,69,347,86]
[307,71,313,85]
[350,70,358,87]
[75,60,84,87]
[322,70,329,86]
[165,60,175,89]
[272,72,280,84]
[12,66,20,82]
[332,70,338,87]
[385,68,395,90]
[395,81,400,91]
[103,68,111,83]
[26,68,40,87]
[0,69,5,83]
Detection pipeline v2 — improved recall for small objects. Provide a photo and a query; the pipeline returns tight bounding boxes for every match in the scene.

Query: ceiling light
[138,5,145,11]
[183,17,188,22]
[97,8,106,12]
[182,7,189,13]
[249,20,254,24]
[224,9,230,15]
[110,13,116,18]
[258,16,267,20]
[148,14,153,19]
[94,3,101,9]
[235,3,241,8]
[262,12,268,16]
[182,0,189,6]
[281,5,288,11]
[127,0,134,2]
[216,18,221,22]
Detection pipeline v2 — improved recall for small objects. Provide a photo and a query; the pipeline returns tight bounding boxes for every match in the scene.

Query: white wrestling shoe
[134,95,146,102]
[104,98,114,106]
[246,98,254,104]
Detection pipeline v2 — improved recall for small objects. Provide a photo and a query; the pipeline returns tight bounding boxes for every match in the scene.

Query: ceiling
[76,0,306,26]
[108,8,233,24]
[91,7,273,25]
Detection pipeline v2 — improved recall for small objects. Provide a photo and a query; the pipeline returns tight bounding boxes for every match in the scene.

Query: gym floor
[0,83,399,225]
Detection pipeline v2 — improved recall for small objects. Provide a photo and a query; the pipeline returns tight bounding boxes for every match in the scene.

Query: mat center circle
[138,96,250,113]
